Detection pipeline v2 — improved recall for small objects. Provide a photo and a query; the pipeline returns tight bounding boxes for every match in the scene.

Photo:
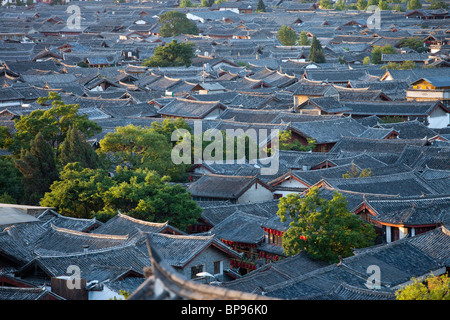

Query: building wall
[428,106,449,128]
[181,246,232,282]
[237,182,273,204]
[273,177,309,198]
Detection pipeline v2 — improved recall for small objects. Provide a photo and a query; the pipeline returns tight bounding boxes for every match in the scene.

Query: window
[214,261,222,275]
[190,265,203,279]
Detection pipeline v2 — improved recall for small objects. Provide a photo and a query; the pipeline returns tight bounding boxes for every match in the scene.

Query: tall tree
[407,0,422,9]
[15,132,59,204]
[142,40,195,68]
[42,164,202,231]
[277,25,297,46]
[12,92,101,153]
[378,0,392,10]
[334,0,347,10]
[0,156,24,203]
[256,0,266,12]
[357,0,368,10]
[59,126,100,169]
[158,11,198,37]
[319,0,333,8]
[298,31,311,46]
[277,187,376,263]
[98,124,188,182]
[309,35,326,63]
[179,0,194,7]
[100,167,202,230]
[41,162,113,219]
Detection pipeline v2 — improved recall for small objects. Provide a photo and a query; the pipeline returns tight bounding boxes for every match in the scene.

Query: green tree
[0,156,24,203]
[179,0,194,7]
[407,0,422,9]
[158,11,198,37]
[59,126,100,169]
[371,44,397,64]
[367,0,378,5]
[398,37,428,53]
[277,187,376,263]
[142,40,195,68]
[380,60,416,70]
[298,31,311,46]
[277,25,297,46]
[15,132,59,204]
[279,130,316,152]
[42,163,201,231]
[357,0,368,10]
[201,0,214,6]
[319,0,333,9]
[363,56,371,65]
[256,0,266,12]
[378,0,392,9]
[41,162,113,219]
[100,167,202,230]
[0,126,14,150]
[334,0,347,10]
[396,273,450,300]
[309,35,326,63]
[12,92,101,153]
[98,124,188,181]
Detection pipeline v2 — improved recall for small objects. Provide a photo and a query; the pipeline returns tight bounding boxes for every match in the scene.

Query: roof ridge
[50,224,129,240]
[117,212,168,227]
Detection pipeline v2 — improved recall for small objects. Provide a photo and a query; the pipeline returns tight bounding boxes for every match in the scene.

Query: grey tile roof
[289,117,368,144]
[320,171,442,197]
[342,101,449,117]
[200,200,279,227]
[377,120,439,140]
[91,213,181,237]
[209,211,267,245]
[329,136,428,155]
[146,232,241,267]
[32,224,132,257]
[221,251,328,294]
[0,286,64,300]
[157,98,226,118]
[362,194,450,227]
[188,174,271,200]
[263,230,446,299]
[16,242,149,283]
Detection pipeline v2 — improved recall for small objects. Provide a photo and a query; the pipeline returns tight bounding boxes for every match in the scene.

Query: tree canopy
[98,123,189,182]
[396,273,450,300]
[371,44,397,64]
[41,163,202,231]
[142,40,195,68]
[12,92,101,153]
[15,132,59,204]
[277,25,297,46]
[158,11,199,37]
[298,31,311,46]
[277,187,376,263]
[256,0,266,12]
[309,35,326,63]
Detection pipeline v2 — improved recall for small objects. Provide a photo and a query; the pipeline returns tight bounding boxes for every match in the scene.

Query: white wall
[237,182,273,204]
[428,106,449,129]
